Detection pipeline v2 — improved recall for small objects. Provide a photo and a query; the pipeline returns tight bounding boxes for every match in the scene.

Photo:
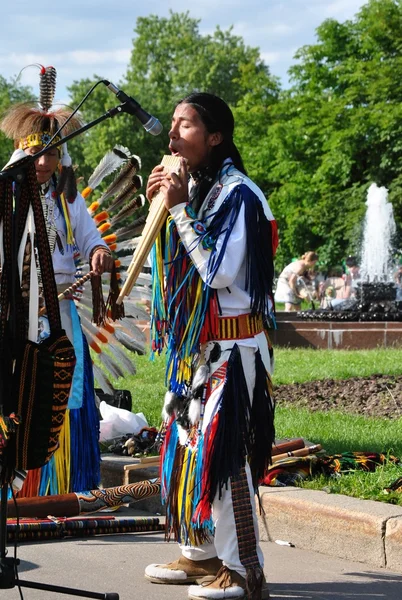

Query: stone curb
[100,457,402,573]
[258,486,402,572]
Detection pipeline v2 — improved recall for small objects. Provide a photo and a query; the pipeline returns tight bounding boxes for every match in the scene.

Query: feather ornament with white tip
[118,299,150,321]
[85,333,125,381]
[114,329,146,355]
[79,311,137,376]
[39,65,57,111]
[112,214,146,242]
[97,154,141,205]
[118,316,148,343]
[114,237,139,253]
[83,145,131,195]
[107,176,143,213]
[92,364,115,396]
[110,195,145,227]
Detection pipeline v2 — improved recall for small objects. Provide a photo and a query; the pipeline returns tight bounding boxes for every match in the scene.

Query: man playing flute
[144,92,278,600]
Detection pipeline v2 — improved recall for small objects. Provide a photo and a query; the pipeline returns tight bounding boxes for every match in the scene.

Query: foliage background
[1,1,402,272]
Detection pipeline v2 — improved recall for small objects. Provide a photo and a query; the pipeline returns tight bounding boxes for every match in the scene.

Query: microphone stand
[0,101,132,599]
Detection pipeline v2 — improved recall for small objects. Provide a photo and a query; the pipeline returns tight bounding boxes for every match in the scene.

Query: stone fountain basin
[272,311,402,350]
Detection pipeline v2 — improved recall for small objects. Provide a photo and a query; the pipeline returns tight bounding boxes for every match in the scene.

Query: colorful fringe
[151,219,217,396]
[153,181,276,544]
[160,345,275,545]
[160,419,214,545]
[151,183,275,396]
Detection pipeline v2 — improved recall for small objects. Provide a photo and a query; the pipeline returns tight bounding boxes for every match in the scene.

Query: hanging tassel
[106,262,125,321]
[91,274,107,326]
[62,166,77,203]
[245,566,264,600]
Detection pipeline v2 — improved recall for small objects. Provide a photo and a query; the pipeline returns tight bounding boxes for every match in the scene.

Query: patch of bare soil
[275,374,402,419]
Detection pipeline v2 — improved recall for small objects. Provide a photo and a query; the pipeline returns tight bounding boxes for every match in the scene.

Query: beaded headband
[18,131,61,151]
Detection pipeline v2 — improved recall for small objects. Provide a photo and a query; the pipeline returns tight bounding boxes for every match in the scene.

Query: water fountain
[272,184,402,349]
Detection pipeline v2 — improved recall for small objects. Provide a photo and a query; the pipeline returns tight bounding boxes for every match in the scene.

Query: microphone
[103,80,163,136]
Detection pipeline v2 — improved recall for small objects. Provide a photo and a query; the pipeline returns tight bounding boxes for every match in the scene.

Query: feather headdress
[0,65,83,203]
[0,66,83,143]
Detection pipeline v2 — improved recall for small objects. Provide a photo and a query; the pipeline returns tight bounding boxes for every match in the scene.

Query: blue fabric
[68,301,84,409]
[39,455,58,496]
[70,334,101,492]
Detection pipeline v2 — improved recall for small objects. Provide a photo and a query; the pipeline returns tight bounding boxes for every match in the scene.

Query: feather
[107,338,137,375]
[114,329,146,355]
[110,195,145,227]
[107,176,143,213]
[96,347,126,381]
[80,311,108,341]
[83,325,125,379]
[119,300,150,321]
[39,66,57,112]
[86,145,131,192]
[76,299,146,352]
[97,155,141,205]
[92,364,115,395]
[79,310,137,375]
[118,286,151,303]
[131,272,152,286]
[112,215,146,242]
[114,238,139,253]
[119,317,148,343]
[99,278,151,304]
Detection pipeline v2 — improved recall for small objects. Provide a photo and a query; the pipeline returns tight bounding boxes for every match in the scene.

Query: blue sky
[1,0,368,103]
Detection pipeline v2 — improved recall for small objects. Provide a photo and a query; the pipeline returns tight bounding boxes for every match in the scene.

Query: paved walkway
[4,506,402,600]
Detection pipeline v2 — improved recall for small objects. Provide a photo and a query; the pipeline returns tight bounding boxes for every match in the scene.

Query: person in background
[394,258,402,301]
[274,252,318,311]
[144,92,277,600]
[319,265,348,308]
[344,255,361,299]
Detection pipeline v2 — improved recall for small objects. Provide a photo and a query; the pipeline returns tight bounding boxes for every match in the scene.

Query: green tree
[266,0,402,271]
[67,11,279,188]
[0,76,34,167]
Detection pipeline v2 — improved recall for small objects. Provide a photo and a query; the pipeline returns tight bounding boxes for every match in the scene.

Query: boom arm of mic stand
[0,103,128,180]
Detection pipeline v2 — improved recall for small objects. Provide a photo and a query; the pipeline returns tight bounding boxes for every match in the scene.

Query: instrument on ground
[8,477,161,518]
[117,154,181,304]
[272,438,305,457]
[271,444,322,464]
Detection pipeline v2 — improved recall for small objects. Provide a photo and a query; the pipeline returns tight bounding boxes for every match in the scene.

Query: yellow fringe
[54,409,71,494]
[60,193,74,246]
[175,446,198,546]
[186,449,197,545]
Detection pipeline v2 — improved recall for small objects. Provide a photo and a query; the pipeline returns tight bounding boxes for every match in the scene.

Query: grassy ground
[108,346,402,505]
[273,347,402,384]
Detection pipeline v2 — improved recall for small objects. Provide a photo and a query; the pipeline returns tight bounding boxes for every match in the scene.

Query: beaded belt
[210,313,264,341]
